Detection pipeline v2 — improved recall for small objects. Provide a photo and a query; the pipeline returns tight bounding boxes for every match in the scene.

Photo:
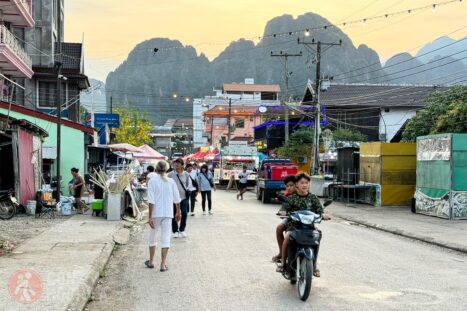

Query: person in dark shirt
[277,172,330,277]
[272,175,297,263]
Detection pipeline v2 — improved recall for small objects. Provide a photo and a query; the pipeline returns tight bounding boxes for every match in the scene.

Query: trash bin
[105,193,122,221]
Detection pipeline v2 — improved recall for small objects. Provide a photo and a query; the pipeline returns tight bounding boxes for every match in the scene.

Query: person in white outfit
[146,160,181,272]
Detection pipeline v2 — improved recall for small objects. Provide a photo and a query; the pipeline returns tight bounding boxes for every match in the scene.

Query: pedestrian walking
[146,160,181,271]
[237,165,249,200]
[198,164,215,215]
[168,158,192,238]
[71,168,88,213]
[146,165,157,182]
[186,163,199,216]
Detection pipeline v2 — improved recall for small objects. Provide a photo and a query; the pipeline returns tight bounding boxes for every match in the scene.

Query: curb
[331,213,467,254]
[65,241,116,311]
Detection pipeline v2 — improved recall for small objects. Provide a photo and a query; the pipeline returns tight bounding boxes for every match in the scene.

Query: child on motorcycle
[272,175,297,263]
[276,172,331,277]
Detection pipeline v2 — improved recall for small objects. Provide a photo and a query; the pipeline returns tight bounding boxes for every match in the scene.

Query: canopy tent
[108,143,142,153]
[133,144,167,161]
[203,148,220,161]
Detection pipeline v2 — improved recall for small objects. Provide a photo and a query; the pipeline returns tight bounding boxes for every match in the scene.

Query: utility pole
[55,0,62,201]
[270,51,302,143]
[110,95,113,114]
[298,38,341,175]
[227,98,232,145]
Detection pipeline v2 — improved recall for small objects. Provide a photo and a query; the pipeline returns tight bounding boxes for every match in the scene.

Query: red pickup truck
[256,159,298,204]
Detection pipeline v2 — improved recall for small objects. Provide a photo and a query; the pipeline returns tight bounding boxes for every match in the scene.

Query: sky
[65,0,467,82]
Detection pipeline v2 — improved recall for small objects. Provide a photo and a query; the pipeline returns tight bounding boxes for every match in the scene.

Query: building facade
[301,82,446,142]
[0,0,35,101]
[203,105,263,147]
[193,79,281,147]
[14,0,90,122]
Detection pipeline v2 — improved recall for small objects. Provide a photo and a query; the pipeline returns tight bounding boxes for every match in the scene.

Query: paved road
[87,190,467,311]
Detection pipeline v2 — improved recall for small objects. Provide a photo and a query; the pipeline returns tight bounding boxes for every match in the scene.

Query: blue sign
[85,113,120,128]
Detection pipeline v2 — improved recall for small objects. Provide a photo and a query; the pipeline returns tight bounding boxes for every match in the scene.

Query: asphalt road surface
[87,190,467,311]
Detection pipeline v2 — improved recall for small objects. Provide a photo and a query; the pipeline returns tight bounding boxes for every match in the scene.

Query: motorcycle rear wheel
[0,200,16,220]
[297,256,312,301]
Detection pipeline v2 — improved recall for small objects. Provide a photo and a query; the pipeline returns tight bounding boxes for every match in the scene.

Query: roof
[173,118,193,127]
[0,113,48,137]
[204,105,259,117]
[0,102,94,134]
[302,83,447,108]
[223,83,281,93]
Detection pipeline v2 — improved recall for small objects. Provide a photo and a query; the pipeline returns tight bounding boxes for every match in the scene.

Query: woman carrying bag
[198,164,215,215]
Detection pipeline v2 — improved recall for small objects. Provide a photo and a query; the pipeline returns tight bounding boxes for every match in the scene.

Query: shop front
[0,113,48,205]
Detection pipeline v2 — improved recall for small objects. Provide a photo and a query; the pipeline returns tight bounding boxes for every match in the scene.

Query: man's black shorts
[238,182,247,189]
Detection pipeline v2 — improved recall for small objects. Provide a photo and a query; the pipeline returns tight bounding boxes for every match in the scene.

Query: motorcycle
[278,199,332,301]
[0,189,19,220]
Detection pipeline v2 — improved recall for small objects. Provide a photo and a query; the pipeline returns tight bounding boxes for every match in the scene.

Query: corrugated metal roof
[303,83,447,108]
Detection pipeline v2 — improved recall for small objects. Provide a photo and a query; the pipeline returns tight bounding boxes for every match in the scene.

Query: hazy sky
[65,0,466,82]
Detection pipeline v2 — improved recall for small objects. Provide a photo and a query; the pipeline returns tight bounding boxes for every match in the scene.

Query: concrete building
[0,0,35,99]
[15,0,90,122]
[193,79,280,147]
[301,82,447,142]
[149,126,174,157]
[203,105,263,147]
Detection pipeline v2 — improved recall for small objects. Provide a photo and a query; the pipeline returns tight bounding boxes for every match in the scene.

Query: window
[37,81,67,108]
[235,118,245,128]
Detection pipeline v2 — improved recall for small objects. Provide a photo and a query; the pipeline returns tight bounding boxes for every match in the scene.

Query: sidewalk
[0,215,122,311]
[328,202,467,254]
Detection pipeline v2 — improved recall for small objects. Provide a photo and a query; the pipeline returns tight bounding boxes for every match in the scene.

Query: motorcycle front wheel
[297,256,312,301]
[0,200,16,220]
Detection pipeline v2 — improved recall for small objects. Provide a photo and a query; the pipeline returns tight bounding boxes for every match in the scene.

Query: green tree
[432,100,467,134]
[277,126,313,163]
[402,86,467,141]
[113,105,153,146]
[332,128,368,142]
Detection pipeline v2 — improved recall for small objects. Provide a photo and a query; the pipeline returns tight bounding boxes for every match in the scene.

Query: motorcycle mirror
[323,199,333,207]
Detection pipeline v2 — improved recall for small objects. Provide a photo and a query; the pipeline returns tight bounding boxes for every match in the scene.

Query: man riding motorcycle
[276,172,331,277]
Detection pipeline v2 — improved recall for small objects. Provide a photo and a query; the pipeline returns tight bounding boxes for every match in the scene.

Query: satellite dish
[258,106,267,113]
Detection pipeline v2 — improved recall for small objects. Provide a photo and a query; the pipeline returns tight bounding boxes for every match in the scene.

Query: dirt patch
[0,214,68,247]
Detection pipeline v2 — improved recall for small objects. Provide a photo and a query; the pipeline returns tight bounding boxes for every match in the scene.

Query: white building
[192,79,281,148]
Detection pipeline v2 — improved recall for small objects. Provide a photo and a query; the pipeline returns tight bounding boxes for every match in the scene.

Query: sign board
[229,141,248,146]
[223,145,257,156]
[85,113,120,128]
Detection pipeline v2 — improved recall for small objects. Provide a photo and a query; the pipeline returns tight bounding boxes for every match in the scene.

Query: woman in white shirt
[146,160,181,272]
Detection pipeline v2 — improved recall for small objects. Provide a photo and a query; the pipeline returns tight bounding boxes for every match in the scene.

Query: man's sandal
[160,265,169,272]
[145,260,154,269]
[276,265,285,273]
[313,269,321,277]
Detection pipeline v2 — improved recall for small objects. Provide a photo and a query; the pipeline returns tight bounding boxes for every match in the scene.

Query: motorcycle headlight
[299,214,314,225]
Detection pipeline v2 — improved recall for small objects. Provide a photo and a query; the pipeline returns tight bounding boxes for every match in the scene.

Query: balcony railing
[0,25,33,68]
[18,0,32,14]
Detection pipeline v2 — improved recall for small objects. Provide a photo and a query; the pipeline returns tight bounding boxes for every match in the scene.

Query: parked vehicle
[279,200,332,301]
[256,159,298,203]
[213,158,256,185]
[0,189,19,220]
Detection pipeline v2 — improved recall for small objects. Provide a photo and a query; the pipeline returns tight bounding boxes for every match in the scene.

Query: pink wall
[18,129,35,205]
[205,114,262,143]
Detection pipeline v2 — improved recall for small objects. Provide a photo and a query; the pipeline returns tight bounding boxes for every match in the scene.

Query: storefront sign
[223,145,257,156]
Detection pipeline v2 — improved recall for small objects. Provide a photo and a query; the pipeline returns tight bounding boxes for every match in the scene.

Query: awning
[133,144,166,161]
[108,143,142,153]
